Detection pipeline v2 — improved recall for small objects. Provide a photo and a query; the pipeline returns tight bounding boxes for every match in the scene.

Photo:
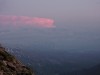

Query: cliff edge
[0,44,35,75]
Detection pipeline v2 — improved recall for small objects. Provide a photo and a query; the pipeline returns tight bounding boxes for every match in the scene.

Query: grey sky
[1,0,100,22]
[0,0,100,51]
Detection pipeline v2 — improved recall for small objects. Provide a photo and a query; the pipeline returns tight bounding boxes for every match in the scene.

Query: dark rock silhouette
[0,44,35,75]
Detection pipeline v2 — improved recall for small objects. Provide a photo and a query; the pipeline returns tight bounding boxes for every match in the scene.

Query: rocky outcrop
[0,44,35,75]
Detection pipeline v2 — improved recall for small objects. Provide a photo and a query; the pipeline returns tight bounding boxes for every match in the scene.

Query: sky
[0,0,100,51]
[0,0,100,23]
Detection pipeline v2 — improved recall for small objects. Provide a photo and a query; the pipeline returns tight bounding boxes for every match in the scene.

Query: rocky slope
[0,44,35,75]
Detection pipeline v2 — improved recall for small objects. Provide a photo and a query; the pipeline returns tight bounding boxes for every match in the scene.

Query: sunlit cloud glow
[0,15,55,28]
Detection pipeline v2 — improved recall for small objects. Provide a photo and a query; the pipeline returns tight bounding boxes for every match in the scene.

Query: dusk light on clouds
[0,15,55,28]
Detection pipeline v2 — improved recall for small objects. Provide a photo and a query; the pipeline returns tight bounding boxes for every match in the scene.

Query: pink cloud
[0,15,55,28]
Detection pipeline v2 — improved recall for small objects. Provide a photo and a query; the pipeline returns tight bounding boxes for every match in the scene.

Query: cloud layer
[0,15,55,28]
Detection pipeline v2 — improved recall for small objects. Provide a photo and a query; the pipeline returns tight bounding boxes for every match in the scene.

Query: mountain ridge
[0,44,35,75]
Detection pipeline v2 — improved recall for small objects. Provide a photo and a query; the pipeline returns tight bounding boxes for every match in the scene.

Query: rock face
[0,44,35,75]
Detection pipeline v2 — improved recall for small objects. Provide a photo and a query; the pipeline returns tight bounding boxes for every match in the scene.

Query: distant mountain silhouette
[0,44,35,75]
[81,64,100,75]
[67,64,100,75]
